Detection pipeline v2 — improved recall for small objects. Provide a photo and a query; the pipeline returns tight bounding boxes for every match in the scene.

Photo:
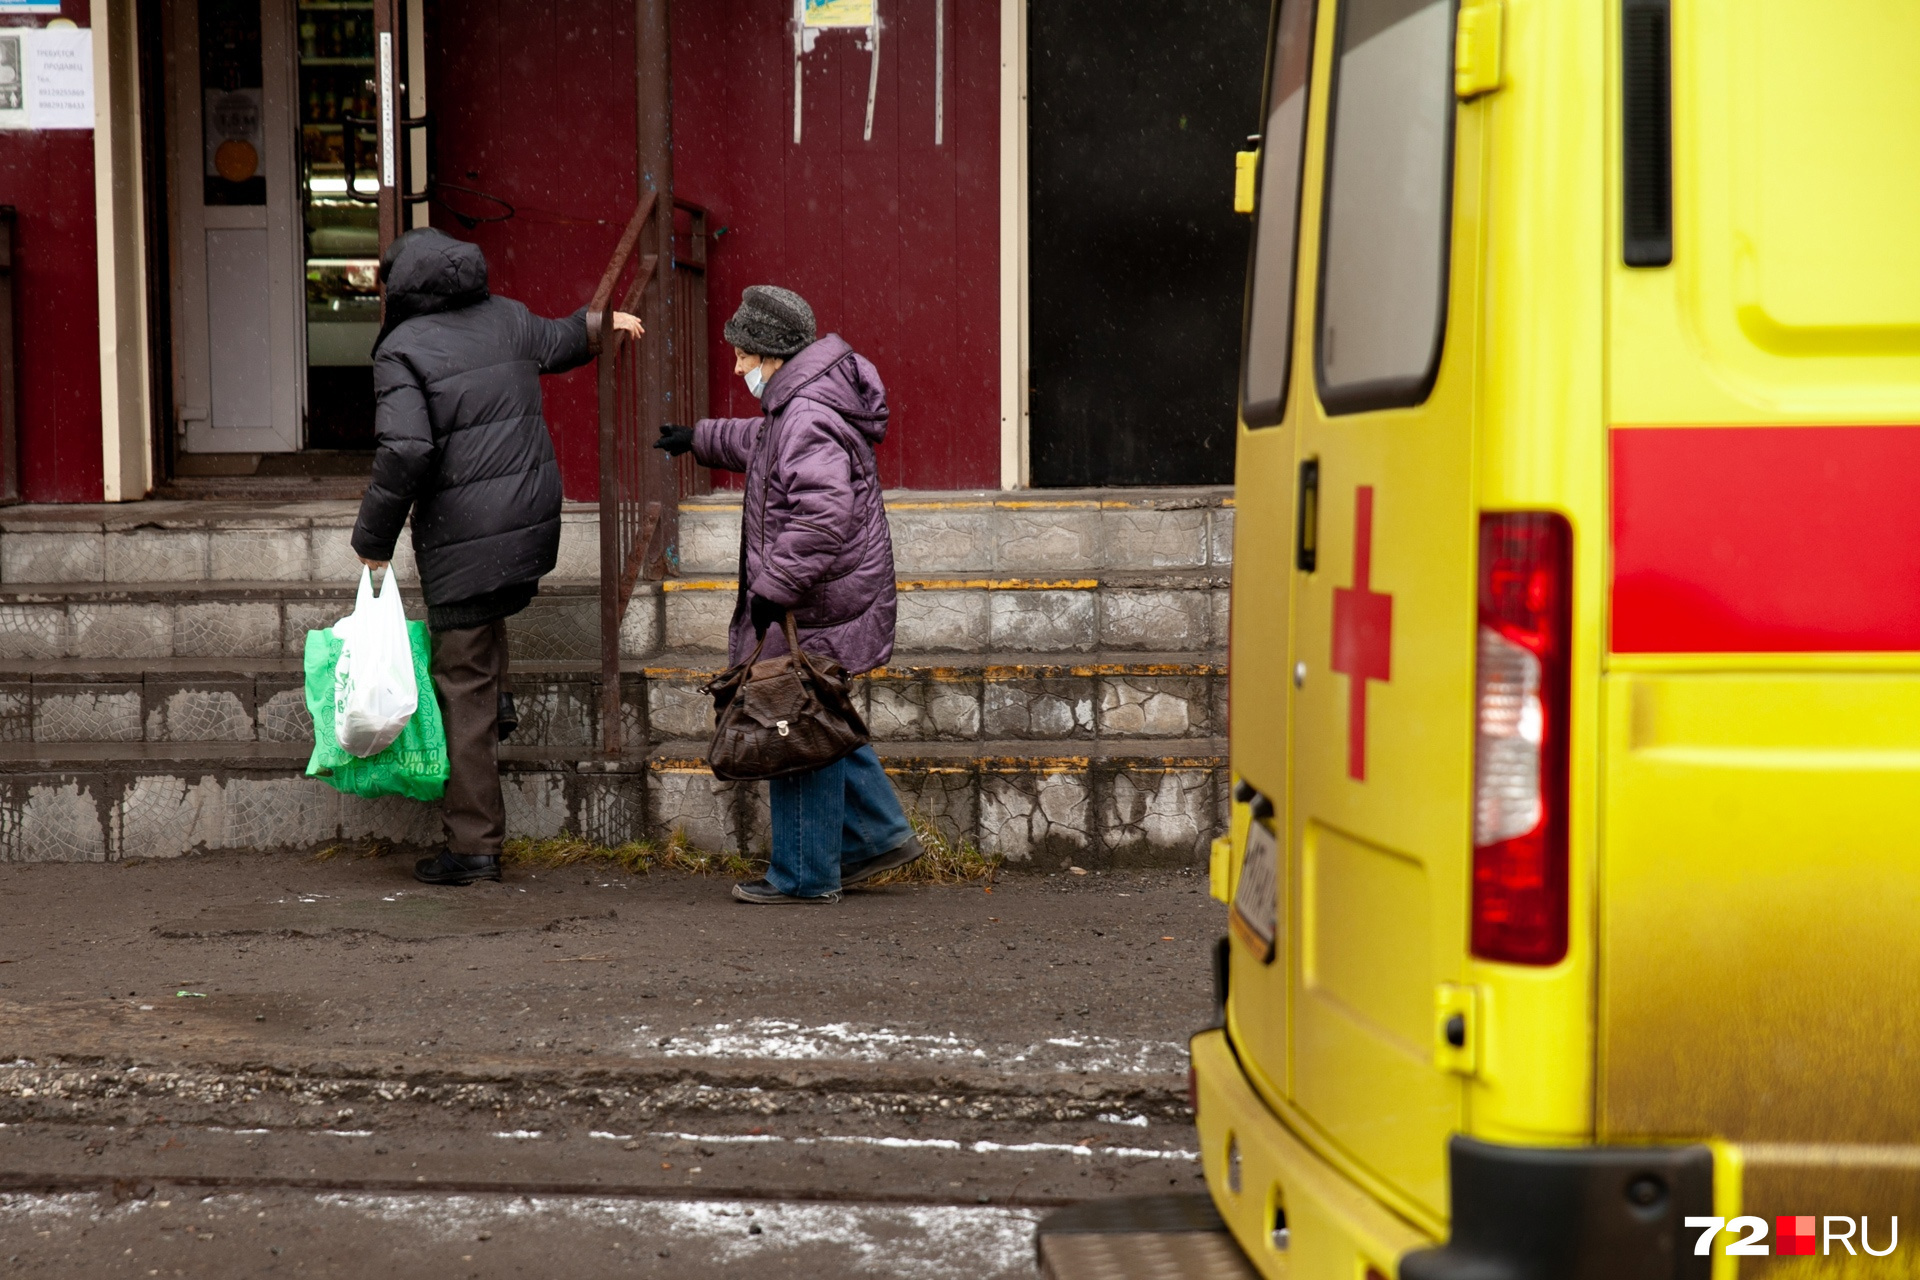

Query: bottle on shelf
[300,18,317,59]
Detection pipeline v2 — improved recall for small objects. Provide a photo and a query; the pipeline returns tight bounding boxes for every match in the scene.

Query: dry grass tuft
[315,812,998,889]
[311,840,395,862]
[865,812,1002,887]
[500,830,763,880]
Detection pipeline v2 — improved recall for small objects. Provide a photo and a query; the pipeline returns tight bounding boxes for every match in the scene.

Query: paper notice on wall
[0,26,91,129]
[804,0,872,28]
[27,26,90,128]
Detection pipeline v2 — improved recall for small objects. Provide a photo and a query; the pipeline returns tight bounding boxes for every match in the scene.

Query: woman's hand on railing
[612,311,645,338]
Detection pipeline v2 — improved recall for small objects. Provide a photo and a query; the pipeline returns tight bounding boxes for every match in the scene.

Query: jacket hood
[763,334,889,444]
[374,228,490,353]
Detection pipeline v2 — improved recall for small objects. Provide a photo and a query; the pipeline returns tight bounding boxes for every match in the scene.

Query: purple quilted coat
[692,334,897,675]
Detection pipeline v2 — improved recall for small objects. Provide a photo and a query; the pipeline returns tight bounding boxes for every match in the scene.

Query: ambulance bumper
[1188,1028,1431,1280]
[1191,1028,1716,1280]
[1398,1137,1713,1280]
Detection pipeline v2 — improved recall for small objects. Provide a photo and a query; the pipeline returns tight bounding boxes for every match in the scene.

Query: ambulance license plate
[1230,820,1279,964]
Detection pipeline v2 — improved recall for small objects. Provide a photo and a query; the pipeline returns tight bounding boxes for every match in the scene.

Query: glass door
[297,1,380,448]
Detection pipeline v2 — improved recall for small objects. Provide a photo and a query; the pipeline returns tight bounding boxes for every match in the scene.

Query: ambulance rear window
[1315,0,1455,414]
[1240,0,1317,428]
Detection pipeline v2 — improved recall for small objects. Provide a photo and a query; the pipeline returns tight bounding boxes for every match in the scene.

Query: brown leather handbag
[701,614,870,781]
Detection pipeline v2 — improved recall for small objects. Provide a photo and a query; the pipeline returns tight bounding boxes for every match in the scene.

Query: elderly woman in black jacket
[352,228,641,886]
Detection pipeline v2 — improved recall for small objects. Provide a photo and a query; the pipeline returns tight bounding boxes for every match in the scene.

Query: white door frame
[93,0,155,500]
[998,0,1027,490]
[165,0,304,455]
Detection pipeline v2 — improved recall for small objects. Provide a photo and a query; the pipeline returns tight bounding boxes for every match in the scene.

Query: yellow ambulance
[1195,0,1920,1275]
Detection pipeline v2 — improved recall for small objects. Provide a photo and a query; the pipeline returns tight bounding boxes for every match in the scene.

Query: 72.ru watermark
[1687,1216,1899,1257]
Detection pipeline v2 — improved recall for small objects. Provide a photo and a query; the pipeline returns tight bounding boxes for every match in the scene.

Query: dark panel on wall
[426,0,637,500]
[1027,0,1266,488]
[673,0,999,491]
[0,4,106,502]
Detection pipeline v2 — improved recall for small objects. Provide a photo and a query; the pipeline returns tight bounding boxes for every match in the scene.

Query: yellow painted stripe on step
[1059,663,1226,678]
[659,578,1101,592]
[972,756,1090,773]
[640,663,1224,680]
[884,499,1102,511]
[895,579,1100,591]
[647,756,1221,772]
[882,496,1230,512]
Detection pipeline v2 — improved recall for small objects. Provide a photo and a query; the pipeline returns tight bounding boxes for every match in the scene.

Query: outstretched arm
[693,417,763,474]
[529,305,592,374]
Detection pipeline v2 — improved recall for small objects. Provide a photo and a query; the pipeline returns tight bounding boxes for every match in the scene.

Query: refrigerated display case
[298,0,379,448]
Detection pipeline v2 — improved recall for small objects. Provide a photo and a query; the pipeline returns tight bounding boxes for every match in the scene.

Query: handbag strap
[781,612,825,683]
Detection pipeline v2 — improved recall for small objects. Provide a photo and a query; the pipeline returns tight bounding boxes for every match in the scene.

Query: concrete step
[0,491,1233,868]
[0,489,1234,586]
[677,488,1235,576]
[0,738,1226,869]
[0,572,1229,662]
[0,654,1225,749]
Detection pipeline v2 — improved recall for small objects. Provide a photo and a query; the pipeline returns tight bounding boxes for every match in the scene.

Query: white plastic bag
[331,566,419,758]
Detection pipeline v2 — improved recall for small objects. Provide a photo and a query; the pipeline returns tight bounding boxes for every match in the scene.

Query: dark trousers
[429,619,508,856]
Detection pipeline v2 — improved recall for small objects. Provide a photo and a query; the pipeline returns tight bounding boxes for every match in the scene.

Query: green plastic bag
[304,619,449,801]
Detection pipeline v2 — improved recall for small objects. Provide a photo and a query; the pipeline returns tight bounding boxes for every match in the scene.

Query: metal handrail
[0,206,15,504]
[589,194,710,754]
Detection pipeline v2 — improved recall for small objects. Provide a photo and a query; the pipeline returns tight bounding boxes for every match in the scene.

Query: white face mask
[744,363,767,399]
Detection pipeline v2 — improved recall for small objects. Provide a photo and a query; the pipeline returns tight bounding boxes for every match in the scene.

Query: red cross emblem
[1331,486,1392,781]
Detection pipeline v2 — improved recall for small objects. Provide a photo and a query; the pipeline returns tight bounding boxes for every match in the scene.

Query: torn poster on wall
[803,0,872,26]
[793,0,882,145]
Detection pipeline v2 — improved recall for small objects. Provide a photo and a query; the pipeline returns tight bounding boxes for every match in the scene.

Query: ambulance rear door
[1284,0,1484,1219]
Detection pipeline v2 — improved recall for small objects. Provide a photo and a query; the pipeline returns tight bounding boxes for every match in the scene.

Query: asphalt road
[0,852,1224,1277]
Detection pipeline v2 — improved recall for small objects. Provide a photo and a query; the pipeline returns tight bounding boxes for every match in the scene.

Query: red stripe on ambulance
[1612,425,1920,653]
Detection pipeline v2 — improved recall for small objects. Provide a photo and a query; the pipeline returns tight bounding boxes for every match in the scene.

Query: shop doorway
[1025,0,1267,487]
[159,0,424,483]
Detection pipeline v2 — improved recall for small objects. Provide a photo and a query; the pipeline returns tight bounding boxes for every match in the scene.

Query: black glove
[749,593,787,636]
[654,424,695,456]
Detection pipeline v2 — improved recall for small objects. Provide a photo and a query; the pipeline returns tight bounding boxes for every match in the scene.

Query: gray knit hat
[722,285,816,359]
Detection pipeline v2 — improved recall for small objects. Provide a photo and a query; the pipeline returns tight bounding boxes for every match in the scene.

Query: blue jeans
[766,745,912,898]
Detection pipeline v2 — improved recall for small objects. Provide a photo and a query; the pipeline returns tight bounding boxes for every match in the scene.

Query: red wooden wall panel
[672,0,999,490]
[0,6,106,503]
[425,0,638,500]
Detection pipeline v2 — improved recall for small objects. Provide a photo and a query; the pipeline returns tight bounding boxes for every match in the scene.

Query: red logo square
[1776,1215,1817,1256]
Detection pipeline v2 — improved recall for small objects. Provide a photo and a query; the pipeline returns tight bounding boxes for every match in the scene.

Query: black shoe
[414,851,503,885]
[497,691,519,742]
[731,878,840,905]
[841,833,926,888]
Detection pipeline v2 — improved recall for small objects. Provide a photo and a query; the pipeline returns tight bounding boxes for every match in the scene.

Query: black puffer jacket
[351,229,589,614]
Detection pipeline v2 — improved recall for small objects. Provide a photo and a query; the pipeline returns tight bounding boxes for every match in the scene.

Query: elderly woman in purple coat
[655,285,922,904]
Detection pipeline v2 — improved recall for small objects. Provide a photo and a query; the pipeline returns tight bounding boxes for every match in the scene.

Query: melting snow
[629,1018,1185,1075]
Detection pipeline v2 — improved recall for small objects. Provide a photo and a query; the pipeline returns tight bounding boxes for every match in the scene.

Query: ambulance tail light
[1471,513,1572,965]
